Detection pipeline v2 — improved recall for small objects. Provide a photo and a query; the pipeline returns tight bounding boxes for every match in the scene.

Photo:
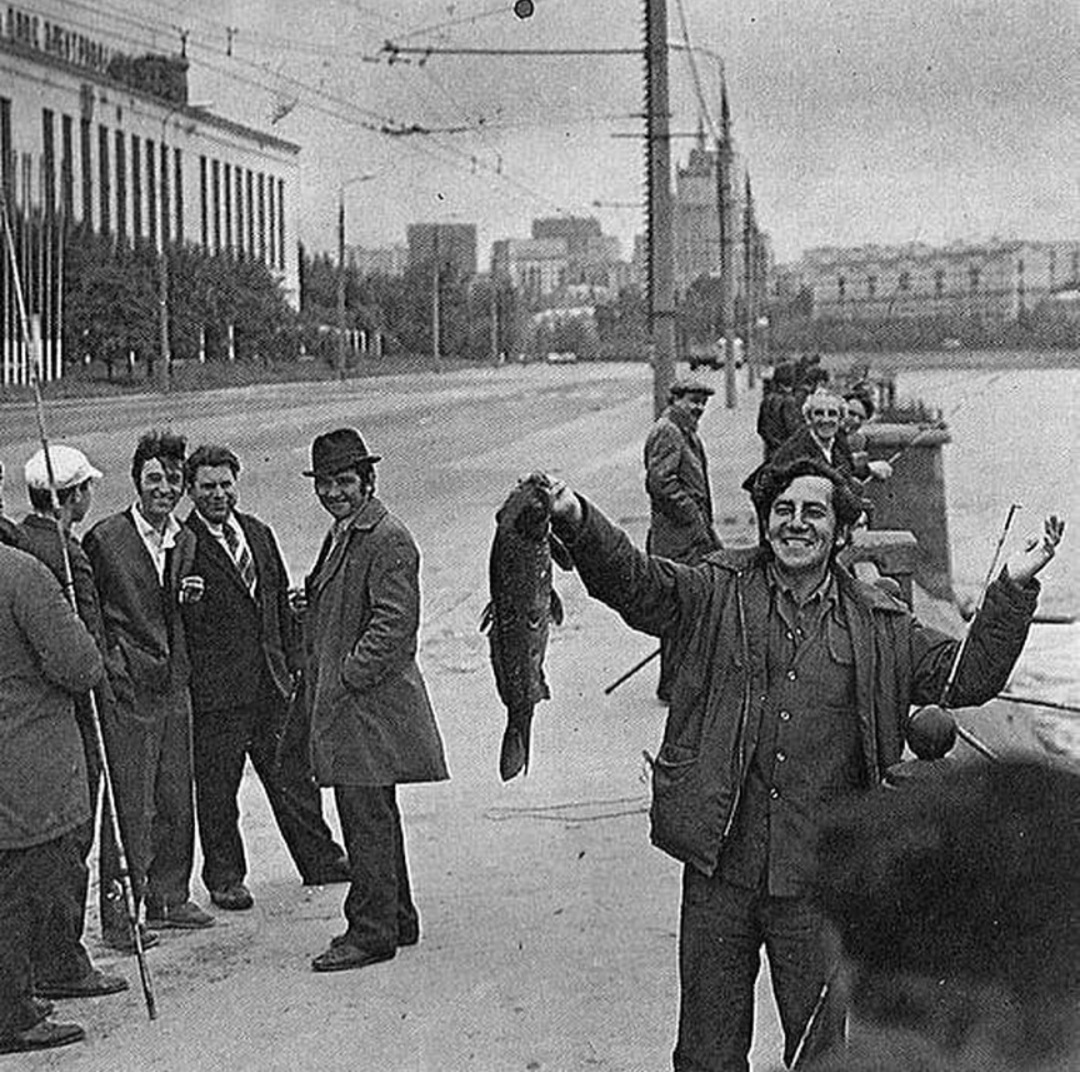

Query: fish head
[498,474,553,543]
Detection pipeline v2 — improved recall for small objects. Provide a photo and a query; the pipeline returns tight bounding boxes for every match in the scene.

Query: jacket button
[787,669,797,681]
[779,710,791,722]
[769,787,780,800]
[776,750,786,762]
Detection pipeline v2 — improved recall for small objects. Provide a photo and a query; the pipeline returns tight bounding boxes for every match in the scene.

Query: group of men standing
[0,426,447,1054]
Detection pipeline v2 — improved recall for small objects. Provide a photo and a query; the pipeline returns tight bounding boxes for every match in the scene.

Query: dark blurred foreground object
[806,760,1080,1071]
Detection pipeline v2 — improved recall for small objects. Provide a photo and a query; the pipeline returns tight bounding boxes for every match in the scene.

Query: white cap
[24,445,103,491]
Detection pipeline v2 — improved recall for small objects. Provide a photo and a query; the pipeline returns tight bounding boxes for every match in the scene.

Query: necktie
[223,520,257,597]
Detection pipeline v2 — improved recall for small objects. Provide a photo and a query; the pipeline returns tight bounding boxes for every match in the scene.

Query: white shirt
[130,502,182,583]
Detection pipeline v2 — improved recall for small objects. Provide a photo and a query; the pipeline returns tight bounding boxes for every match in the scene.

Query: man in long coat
[645,376,722,702]
[301,428,448,973]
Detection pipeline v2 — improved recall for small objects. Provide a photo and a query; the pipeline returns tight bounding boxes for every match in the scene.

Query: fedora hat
[303,429,382,477]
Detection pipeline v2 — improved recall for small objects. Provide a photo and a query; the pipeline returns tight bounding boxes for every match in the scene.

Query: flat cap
[24,445,102,491]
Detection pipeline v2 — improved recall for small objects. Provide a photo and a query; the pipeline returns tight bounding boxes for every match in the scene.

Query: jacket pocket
[649,742,721,869]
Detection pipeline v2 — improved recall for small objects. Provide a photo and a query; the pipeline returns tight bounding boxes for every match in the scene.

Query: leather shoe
[210,883,254,911]
[145,901,215,930]
[311,942,395,973]
[102,923,159,954]
[31,997,55,1020]
[35,969,128,1000]
[0,1019,85,1053]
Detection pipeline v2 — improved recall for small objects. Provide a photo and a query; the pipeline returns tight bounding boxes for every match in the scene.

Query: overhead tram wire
[54,3,639,229]
[671,0,721,142]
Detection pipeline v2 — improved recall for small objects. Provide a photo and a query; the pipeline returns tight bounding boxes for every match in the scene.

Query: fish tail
[499,710,533,782]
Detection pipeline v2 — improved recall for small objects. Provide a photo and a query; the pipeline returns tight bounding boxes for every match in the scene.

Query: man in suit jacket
[181,445,348,911]
[83,430,214,940]
[301,429,448,973]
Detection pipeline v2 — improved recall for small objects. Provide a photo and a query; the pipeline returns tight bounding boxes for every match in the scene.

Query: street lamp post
[336,174,375,376]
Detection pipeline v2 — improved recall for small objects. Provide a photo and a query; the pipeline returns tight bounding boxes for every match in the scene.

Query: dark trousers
[673,870,843,1072]
[35,708,114,980]
[0,831,83,1035]
[99,684,195,930]
[334,785,417,952]
[192,680,344,890]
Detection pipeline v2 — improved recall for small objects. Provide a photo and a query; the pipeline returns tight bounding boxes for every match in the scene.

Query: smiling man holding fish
[546,455,1063,1072]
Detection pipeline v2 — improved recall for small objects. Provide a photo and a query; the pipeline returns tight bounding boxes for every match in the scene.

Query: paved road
[12,362,788,1072]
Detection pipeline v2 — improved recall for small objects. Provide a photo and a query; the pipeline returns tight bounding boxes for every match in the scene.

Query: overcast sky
[40,0,1080,265]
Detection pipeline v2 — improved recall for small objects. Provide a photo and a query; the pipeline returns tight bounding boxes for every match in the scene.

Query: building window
[235,168,245,257]
[867,274,877,298]
[898,270,911,291]
[212,159,221,253]
[223,163,232,251]
[277,178,285,269]
[80,118,93,227]
[131,135,141,240]
[174,149,183,243]
[968,266,980,292]
[1016,258,1024,276]
[41,109,55,214]
[97,125,110,235]
[257,172,266,262]
[837,275,846,300]
[199,156,208,249]
[145,139,156,248]
[246,170,255,257]
[114,129,126,241]
[61,115,74,219]
[1071,251,1079,281]
[159,143,170,246]
[934,268,945,297]
[0,98,11,200]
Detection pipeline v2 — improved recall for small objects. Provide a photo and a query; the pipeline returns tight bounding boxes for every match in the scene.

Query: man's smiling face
[766,474,839,577]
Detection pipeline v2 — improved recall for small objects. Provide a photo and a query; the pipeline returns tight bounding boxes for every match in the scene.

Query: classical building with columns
[1,5,300,380]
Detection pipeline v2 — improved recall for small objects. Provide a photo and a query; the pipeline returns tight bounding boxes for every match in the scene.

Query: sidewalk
[24,368,787,1072]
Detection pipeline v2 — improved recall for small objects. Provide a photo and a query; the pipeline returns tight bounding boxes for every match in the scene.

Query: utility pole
[716,78,737,409]
[431,227,441,372]
[645,0,676,419]
[742,171,756,388]
[336,191,346,377]
[490,279,500,365]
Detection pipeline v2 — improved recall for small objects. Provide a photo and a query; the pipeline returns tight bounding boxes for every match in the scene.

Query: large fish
[481,473,572,781]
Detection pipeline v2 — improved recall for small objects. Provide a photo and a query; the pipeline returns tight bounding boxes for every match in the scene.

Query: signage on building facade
[3,5,113,75]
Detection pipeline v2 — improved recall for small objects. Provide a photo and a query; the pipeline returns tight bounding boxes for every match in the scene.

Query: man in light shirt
[84,430,214,943]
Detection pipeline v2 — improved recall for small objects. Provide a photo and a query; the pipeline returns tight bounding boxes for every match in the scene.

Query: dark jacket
[181,509,300,712]
[304,496,448,787]
[644,406,719,563]
[563,500,1037,875]
[0,544,103,848]
[756,389,803,460]
[83,509,195,705]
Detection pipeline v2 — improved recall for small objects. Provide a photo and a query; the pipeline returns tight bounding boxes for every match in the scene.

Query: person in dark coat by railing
[180,445,348,914]
[299,429,448,974]
[545,455,1063,1072]
[645,376,722,703]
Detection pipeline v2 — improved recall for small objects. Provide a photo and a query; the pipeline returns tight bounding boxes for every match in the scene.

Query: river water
[894,364,1079,705]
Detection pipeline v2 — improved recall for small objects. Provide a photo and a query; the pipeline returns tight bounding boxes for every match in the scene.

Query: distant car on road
[688,337,743,370]
[545,351,578,364]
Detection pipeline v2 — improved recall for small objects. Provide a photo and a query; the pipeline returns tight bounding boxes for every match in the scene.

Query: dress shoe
[35,969,128,1000]
[302,856,351,886]
[0,1018,85,1054]
[145,901,215,930]
[311,942,395,973]
[31,997,55,1020]
[102,923,160,954]
[210,883,254,911]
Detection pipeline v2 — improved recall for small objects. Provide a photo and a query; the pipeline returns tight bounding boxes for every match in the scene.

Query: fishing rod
[906,503,1022,764]
[0,185,158,1019]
